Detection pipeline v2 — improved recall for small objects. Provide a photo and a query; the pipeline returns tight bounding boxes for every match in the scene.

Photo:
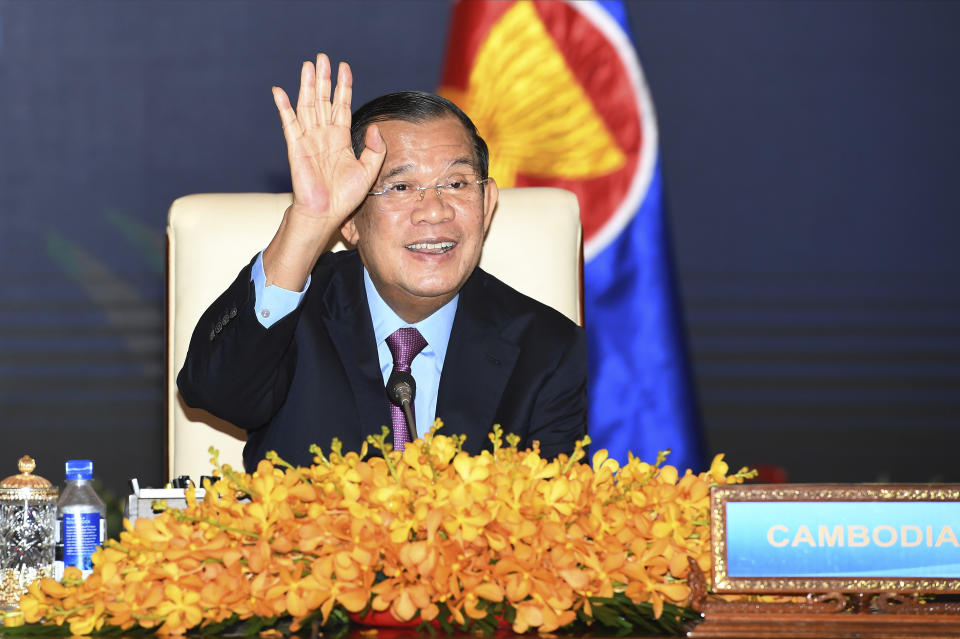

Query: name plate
[711,485,960,594]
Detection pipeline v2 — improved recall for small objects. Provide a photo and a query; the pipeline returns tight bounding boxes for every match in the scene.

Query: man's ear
[482,178,499,235]
[341,214,360,246]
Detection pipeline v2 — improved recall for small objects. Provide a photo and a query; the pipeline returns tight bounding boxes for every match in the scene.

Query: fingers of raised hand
[272,86,304,142]
[294,60,321,129]
[358,123,387,179]
[331,62,353,128]
[314,53,333,125]
[287,53,349,133]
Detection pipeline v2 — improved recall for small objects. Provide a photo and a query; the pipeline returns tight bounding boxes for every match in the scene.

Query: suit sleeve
[176,259,306,430]
[523,325,589,460]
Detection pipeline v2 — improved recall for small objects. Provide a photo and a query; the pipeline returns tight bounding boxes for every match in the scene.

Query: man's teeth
[406,241,456,253]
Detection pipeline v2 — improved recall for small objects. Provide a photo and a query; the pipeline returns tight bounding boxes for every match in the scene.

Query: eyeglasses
[368,175,489,204]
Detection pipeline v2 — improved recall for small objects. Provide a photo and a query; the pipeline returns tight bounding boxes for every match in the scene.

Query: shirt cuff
[251,251,310,328]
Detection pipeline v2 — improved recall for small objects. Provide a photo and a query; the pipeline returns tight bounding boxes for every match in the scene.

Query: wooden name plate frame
[688,484,960,638]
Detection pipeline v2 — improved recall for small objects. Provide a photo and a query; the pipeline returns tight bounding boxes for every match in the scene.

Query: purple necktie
[385,327,427,451]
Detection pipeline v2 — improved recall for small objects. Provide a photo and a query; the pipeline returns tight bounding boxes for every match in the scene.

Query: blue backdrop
[1,0,958,496]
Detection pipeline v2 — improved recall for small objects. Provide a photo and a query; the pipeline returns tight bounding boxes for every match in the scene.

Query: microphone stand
[399,400,416,445]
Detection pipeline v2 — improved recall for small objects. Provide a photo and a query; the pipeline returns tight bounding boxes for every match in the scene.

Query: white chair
[166,187,582,481]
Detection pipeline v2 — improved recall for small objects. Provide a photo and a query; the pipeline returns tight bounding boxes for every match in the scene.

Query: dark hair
[350,91,489,179]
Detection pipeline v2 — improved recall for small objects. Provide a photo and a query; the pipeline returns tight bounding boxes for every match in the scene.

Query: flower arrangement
[10,424,752,636]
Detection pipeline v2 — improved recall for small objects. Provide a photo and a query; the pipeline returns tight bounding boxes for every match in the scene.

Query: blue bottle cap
[65,459,93,481]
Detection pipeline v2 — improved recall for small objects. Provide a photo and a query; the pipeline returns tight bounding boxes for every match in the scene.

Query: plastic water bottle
[54,460,106,579]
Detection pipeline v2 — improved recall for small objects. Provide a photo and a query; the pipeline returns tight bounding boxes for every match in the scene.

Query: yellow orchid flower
[13,433,745,635]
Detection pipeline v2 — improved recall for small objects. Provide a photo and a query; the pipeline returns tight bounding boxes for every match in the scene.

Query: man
[178,54,587,471]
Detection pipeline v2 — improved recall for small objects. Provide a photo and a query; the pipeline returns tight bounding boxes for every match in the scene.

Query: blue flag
[440,0,703,469]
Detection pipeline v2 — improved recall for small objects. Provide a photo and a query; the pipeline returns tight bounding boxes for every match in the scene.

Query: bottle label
[62,512,102,572]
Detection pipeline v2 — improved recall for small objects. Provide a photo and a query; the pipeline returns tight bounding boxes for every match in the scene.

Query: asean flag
[439,0,703,469]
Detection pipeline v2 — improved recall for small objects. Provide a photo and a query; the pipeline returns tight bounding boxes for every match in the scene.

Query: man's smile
[405,241,457,254]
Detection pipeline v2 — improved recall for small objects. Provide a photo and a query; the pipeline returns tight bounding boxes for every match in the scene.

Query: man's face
[341,116,498,322]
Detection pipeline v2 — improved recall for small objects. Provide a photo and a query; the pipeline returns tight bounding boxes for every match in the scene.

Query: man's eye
[387,182,413,193]
[446,180,467,190]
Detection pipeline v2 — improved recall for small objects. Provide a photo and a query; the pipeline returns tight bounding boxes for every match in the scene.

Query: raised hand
[264,54,385,289]
[272,54,385,223]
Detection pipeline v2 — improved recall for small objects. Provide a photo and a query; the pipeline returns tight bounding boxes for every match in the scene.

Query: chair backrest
[166,187,582,481]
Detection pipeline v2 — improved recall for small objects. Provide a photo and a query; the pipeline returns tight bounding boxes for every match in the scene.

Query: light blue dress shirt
[250,252,458,438]
[251,252,310,327]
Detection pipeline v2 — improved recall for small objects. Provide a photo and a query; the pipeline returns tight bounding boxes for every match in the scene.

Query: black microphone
[387,370,417,445]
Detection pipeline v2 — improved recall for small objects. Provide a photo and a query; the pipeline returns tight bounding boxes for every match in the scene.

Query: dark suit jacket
[177,250,587,471]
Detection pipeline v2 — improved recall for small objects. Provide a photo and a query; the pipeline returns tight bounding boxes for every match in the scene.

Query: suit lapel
[437,270,519,453]
[319,253,392,445]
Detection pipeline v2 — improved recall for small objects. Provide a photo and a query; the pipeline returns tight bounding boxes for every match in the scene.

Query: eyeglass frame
[367,176,491,201]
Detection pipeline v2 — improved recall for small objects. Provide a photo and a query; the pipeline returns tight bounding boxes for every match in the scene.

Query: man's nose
[411,186,454,223]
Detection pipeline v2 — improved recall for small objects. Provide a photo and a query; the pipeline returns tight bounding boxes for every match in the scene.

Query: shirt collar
[363,267,458,366]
